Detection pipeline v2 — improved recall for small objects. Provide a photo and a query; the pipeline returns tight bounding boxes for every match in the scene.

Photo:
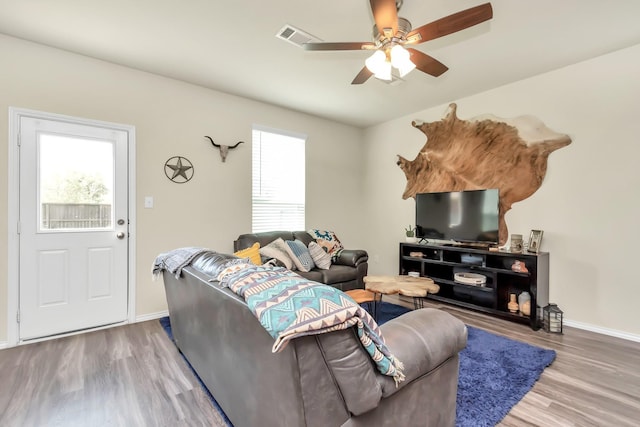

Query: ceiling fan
[303,0,493,84]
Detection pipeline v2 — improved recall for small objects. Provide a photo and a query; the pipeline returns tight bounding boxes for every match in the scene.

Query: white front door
[18,115,130,341]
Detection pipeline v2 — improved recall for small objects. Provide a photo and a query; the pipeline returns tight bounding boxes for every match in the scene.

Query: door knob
[116,232,126,239]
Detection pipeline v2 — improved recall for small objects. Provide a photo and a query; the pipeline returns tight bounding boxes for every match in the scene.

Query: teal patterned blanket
[217,263,405,385]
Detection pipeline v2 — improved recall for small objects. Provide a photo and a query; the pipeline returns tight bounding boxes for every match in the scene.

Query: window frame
[251,125,307,233]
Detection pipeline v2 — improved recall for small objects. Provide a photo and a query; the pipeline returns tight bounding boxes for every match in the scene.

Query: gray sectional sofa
[162,260,468,427]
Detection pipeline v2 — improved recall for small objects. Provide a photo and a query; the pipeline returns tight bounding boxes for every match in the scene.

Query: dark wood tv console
[399,242,549,329]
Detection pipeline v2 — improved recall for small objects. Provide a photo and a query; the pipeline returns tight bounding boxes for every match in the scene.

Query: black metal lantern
[543,303,563,334]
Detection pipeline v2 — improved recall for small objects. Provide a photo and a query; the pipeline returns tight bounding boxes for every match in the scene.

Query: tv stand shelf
[399,242,549,329]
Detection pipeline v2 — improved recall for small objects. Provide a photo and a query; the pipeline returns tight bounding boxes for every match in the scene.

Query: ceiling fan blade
[351,67,374,85]
[407,48,448,77]
[405,3,493,45]
[303,42,376,51]
[370,0,398,38]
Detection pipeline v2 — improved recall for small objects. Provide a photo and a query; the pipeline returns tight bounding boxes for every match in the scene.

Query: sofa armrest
[333,249,368,267]
[376,308,467,397]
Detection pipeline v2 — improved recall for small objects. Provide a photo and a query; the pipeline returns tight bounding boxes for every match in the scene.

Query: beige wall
[2,32,639,344]
[0,35,365,343]
[362,44,640,339]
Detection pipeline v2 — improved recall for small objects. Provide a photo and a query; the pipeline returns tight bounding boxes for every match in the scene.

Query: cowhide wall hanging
[397,103,572,245]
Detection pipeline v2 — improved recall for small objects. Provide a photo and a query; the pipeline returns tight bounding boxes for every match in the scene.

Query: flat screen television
[415,189,499,245]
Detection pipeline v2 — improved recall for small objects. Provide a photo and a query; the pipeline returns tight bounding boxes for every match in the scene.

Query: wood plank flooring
[0,320,227,427]
[1,298,638,426]
[389,296,640,427]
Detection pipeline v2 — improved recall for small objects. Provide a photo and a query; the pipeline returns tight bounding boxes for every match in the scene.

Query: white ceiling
[1,0,639,128]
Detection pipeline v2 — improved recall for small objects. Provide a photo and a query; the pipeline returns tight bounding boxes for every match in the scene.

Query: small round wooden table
[363,275,440,319]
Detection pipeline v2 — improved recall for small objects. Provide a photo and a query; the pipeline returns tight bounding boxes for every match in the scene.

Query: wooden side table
[364,275,440,316]
[344,289,378,318]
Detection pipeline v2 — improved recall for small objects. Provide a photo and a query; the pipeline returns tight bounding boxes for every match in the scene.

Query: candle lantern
[543,303,563,334]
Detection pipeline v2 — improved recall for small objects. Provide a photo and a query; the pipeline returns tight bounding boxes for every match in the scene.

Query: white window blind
[252,127,306,233]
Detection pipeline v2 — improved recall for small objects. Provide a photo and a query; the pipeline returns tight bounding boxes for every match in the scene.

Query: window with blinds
[252,127,306,233]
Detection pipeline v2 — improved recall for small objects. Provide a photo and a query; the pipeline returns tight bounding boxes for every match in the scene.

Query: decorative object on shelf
[508,293,519,313]
[518,291,531,316]
[543,303,563,334]
[409,251,424,258]
[521,300,531,317]
[205,136,244,163]
[510,234,523,253]
[511,260,529,273]
[396,103,572,245]
[164,156,194,183]
[405,225,417,242]
[454,272,487,287]
[528,230,544,253]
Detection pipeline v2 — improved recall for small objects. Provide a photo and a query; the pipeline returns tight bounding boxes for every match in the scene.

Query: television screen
[415,189,499,244]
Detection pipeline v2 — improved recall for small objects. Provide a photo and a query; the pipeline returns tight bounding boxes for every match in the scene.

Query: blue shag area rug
[160,302,555,427]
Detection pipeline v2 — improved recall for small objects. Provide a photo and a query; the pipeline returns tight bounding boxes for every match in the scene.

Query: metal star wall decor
[164,156,194,183]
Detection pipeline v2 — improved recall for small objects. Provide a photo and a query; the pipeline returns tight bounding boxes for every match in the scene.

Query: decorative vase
[508,293,519,313]
[518,291,531,315]
[521,301,531,316]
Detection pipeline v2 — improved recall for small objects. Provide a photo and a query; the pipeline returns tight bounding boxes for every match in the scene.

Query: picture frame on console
[528,230,543,253]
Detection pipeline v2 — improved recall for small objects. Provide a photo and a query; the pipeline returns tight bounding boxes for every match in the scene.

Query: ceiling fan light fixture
[300,1,493,85]
[390,44,416,77]
[365,50,392,81]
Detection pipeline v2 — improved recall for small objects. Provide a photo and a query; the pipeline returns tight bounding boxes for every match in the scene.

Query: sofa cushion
[308,241,331,270]
[234,242,262,265]
[260,238,294,269]
[285,240,316,272]
[320,264,357,285]
[296,269,324,283]
[235,231,295,252]
[191,252,244,277]
[292,231,314,246]
[308,229,344,257]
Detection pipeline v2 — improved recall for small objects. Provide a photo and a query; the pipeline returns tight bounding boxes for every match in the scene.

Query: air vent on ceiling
[276,24,321,48]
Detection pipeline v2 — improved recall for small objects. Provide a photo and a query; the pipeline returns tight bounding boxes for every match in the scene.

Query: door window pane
[39,134,114,231]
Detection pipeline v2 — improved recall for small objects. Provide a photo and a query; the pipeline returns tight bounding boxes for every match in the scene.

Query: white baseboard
[564,318,640,343]
[136,310,169,323]
[0,312,169,350]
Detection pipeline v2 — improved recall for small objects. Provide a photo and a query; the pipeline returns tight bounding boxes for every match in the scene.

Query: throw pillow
[259,238,294,270]
[308,241,331,270]
[284,240,316,272]
[234,242,262,265]
[308,229,345,257]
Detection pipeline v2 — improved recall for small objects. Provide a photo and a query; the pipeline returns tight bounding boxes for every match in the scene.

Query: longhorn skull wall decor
[205,136,244,162]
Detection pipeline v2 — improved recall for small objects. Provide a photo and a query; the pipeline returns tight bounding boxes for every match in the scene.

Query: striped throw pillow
[284,240,316,272]
[308,241,331,270]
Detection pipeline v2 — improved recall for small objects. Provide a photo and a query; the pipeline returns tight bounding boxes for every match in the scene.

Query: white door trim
[7,107,137,347]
